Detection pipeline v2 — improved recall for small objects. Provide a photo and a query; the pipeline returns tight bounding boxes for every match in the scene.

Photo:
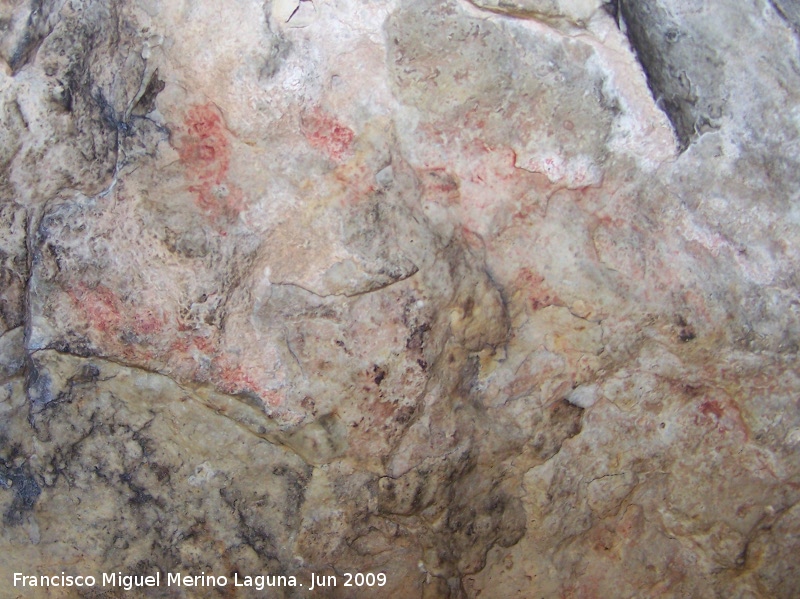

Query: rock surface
[1,0,799,597]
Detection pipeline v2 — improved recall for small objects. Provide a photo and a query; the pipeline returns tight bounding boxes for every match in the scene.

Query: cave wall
[1,0,799,597]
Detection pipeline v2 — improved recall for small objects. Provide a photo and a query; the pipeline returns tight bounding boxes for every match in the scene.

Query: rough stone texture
[1,0,799,597]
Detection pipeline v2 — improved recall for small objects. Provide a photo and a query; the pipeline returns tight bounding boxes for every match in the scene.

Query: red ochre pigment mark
[517,267,562,311]
[70,284,123,335]
[693,396,749,439]
[214,361,259,394]
[460,104,488,130]
[179,104,230,182]
[177,103,244,221]
[210,357,282,407]
[420,168,460,205]
[169,334,215,354]
[463,142,519,185]
[131,309,164,337]
[69,284,167,342]
[700,399,725,420]
[333,160,376,206]
[302,108,354,161]
[189,181,244,220]
[460,225,485,249]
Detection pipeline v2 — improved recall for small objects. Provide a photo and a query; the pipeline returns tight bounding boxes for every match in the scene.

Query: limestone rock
[1,0,799,597]
[466,0,604,27]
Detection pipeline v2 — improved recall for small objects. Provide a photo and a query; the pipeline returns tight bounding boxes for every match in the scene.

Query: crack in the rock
[23,347,325,467]
[22,201,46,418]
[461,0,593,28]
[7,0,67,75]
[283,331,305,377]
[27,346,178,385]
[586,472,626,484]
[616,0,725,151]
[769,0,800,37]
[0,326,22,344]
[272,264,419,299]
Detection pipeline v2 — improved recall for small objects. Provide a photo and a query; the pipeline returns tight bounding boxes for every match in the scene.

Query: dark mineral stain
[1,460,42,525]
[676,315,696,342]
[463,296,475,318]
[25,363,54,409]
[406,323,430,351]
[120,472,155,506]
[372,364,386,385]
[132,69,166,116]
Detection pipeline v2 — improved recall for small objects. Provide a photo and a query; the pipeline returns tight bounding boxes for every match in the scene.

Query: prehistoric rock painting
[1,0,799,597]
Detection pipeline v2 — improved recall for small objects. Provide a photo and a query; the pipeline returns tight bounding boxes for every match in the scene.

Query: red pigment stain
[131,309,163,336]
[694,396,749,439]
[68,284,167,341]
[700,399,725,419]
[177,103,244,221]
[179,104,230,183]
[420,168,460,205]
[70,284,123,335]
[211,357,282,407]
[302,108,354,161]
[169,334,215,354]
[189,181,245,220]
[215,362,259,393]
[517,267,561,311]
[460,225,485,248]
[463,141,519,181]
[333,160,376,206]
